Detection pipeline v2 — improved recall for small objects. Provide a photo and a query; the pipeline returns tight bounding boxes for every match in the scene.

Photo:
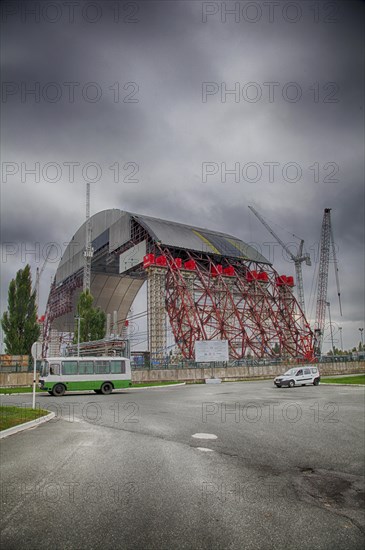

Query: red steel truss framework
[41,233,314,361]
[151,246,313,360]
[42,272,83,357]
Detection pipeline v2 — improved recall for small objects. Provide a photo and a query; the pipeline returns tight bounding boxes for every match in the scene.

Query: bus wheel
[52,384,66,397]
[100,382,113,395]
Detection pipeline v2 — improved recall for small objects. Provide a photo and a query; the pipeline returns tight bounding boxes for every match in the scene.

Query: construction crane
[314,208,342,357]
[33,245,56,313]
[248,206,311,315]
[83,182,94,292]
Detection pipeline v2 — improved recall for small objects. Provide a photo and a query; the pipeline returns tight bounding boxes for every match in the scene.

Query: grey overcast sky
[1,0,364,352]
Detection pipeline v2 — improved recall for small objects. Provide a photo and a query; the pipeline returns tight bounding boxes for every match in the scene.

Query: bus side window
[79,361,94,375]
[95,360,110,374]
[62,361,78,375]
[111,360,126,374]
[50,363,60,375]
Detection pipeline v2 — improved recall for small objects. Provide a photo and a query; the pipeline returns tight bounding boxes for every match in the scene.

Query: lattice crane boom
[314,208,342,357]
[248,206,311,315]
[33,244,55,312]
[330,221,343,316]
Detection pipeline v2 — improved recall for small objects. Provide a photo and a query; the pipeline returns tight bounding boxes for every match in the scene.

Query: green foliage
[73,290,106,344]
[322,375,365,385]
[272,342,280,355]
[1,265,40,354]
[0,405,49,431]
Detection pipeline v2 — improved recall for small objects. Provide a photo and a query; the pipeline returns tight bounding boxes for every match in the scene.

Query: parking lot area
[1,381,364,549]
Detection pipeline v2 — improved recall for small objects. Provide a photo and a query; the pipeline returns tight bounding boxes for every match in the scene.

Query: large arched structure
[43,209,313,360]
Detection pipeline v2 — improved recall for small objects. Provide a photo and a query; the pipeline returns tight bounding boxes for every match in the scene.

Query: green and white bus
[39,356,131,396]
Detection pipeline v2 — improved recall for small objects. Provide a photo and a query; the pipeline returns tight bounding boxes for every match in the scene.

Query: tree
[1,265,40,354]
[73,290,106,343]
[272,342,280,356]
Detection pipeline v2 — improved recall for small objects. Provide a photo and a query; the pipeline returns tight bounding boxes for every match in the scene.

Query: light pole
[338,327,343,352]
[326,302,335,358]
[75,315,83,356]
[359,328,364,349]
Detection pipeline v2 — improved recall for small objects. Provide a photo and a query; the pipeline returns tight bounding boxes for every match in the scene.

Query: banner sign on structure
[195,340,229,363]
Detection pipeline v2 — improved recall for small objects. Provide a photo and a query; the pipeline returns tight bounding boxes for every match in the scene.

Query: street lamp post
[326,302,335,358]
[339,327,343,352]
[75,315,83,357]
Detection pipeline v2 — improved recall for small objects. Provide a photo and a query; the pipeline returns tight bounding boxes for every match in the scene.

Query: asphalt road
[1,381,364,549]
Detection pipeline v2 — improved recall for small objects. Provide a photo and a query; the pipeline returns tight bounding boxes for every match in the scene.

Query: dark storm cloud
[1,0,364,350]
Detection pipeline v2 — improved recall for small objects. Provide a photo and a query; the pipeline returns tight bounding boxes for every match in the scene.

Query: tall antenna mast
[83,182,94,292]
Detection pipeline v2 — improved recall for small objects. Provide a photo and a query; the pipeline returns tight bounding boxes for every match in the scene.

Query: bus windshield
[40,361,49,377]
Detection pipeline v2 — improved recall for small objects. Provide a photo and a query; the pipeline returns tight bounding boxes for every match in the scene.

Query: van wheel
[52,383,66,397]
[288,380,295,388]
[313,378,320,386]
[100,382,113,395]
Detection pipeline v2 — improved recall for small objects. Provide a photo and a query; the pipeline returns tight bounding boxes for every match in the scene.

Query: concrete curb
[0,411,56,439]
[0,392,48,396]
[126,382,186,390]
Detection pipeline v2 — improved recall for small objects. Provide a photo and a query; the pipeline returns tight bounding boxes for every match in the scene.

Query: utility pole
[75,315,83,356]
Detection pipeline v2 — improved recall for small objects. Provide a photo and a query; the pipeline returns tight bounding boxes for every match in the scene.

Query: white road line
[192,433,218,440]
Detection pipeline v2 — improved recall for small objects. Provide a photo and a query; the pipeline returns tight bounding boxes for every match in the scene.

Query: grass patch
[322,375,365,385]
[0,386,43,394]
[0,405,50,431]
[131,381,183,388]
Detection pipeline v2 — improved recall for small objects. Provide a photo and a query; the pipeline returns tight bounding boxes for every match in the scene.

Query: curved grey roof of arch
[56,209,270,285]
[132,212,270,263]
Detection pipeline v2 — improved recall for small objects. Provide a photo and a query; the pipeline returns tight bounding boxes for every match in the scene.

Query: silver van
[274,366,320,388]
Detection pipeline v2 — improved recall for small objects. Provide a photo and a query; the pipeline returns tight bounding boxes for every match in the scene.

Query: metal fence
[0,354,362,373]
[131,355,363,370]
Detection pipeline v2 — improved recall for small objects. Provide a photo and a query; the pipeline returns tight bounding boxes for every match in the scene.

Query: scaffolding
[147,267,167,362]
